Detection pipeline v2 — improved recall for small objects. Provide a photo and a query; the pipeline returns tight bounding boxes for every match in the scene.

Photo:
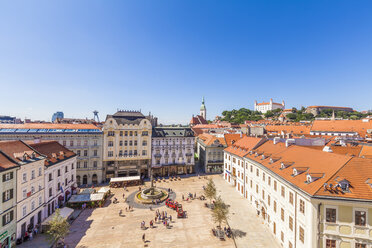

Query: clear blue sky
[1,1,372,124]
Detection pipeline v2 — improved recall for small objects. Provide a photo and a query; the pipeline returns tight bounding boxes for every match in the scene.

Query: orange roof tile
[311,120,372,136]
[245,142,352,196]
[224,137,264,157]
[224,134,243,146]
[315,157,372,200]
[359,145,372,159]
[265,125,311,135]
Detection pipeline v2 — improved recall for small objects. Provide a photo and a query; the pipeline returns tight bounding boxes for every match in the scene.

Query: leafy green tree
[204,178,217,204]
[264,111,274,118]
[286,113,297,120]
[211,196,230,228]
[46,209,70,245]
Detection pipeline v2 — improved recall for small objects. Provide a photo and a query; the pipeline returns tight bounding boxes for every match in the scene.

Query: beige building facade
[103,111,152,180]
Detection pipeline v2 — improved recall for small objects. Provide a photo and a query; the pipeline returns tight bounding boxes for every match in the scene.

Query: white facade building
[224,139,372,248]
[151,127,195,177]
[254,98,285,114]
[29,141,76,219]
[0,141,45,240]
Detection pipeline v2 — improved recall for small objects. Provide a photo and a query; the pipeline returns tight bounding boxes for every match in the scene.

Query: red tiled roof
[245,142,352,196]
[311,120,372,136]
[0,123,100,130]
[28,141,76,167]
[315,157,372,200]
[224,136,264,157]
[0,140,41,162]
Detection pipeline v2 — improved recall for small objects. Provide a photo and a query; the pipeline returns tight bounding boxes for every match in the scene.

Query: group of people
[182,192,197,201]
[19,224,39,243]
[151,199,161,205]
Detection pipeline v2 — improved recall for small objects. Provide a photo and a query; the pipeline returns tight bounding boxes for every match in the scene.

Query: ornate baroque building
[103,111,152,180]
[151,127,195,176]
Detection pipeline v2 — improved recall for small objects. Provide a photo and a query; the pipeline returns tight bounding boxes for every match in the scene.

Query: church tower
[200,97,207,120]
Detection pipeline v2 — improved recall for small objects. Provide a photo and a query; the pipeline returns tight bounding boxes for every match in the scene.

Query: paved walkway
[213,175,280,248]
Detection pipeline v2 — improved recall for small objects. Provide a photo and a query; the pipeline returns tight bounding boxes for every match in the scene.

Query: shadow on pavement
[232,228,247,238]
[64,209,94,247]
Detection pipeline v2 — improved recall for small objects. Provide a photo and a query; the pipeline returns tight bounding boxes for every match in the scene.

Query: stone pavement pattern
[213,175,281,248]
[64,177,235,248]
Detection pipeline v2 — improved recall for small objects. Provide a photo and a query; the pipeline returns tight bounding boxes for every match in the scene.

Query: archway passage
[92,174,98,184]
[83,175,88,185]
[77,176,81,186]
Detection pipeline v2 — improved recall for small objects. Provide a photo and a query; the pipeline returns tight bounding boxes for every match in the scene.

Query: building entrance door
[38,211,42,224]
[21,223,26,237]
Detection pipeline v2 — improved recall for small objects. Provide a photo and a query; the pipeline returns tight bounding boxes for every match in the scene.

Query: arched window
[83,175,88,185]
[92,174,98,184]
[76,175,81,186]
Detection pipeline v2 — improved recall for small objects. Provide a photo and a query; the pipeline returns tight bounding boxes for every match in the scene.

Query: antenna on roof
[93,110,100,122]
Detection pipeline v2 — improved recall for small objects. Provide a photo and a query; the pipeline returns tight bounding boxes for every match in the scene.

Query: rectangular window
[143,141,147,146]
[355,244,366,248]
[281,186,285,198]
[262,172,265,181]
[281,231,284,242]
[77,150,81,156]
[274,180,277,191]
[289,192,293,205]
[77,162,81,168]
[289,242,293,248]
[355,210,366,226]
[300,199,305,214]
[256,168,259,177]
[120,131,123,136]
[267,195,270,206]
[108,141,113,147]
[94,150,98,156]
[2,172,13,182]
[268,176,271,186]
[2,189,13,202]
[299,226,304,243]
[130,131,133,136]
[93,161,97,168]
[39,168,42,176]
[49,173,52,182]
[84,150,88,156]
[325,239,336,248]
[108,151,113,157]
[84,161,88,168]
[58,169,61,177]
[23,173,27,182]
[22,206,26,217]
[262,190,265,200]
[70,140,74,146]
[84,140,88,146]
[326,208,336,223]
[23,189,27,199]
[2,210,13,226]
[142,150,147,156]
[274,201,277,213]
[49,188,52,197]
[63,140,66,146]
[250,165,253,173]
[289,216,293,231]
[281,208,285,221]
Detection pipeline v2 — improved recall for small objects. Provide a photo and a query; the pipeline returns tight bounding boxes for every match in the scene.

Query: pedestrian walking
[169,215,172,222]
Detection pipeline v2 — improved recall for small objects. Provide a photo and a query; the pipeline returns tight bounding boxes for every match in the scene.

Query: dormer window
[306,173,324,183]
[261,154,265,160]
[280,161,294,170]
[366,179,372,189]
[306,174,313,183]
[338,179,350,191]
[292,167,309,177]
